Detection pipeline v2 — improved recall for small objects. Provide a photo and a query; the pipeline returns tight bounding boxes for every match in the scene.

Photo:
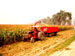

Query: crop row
[59,26,72,31]
[0,29,28,46]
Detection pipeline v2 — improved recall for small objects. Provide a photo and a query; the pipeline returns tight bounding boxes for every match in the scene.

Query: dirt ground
[0,29,75,56]
[50,41,75,56]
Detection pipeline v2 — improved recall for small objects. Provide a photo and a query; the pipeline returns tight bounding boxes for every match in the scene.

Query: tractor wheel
[22,37,25,41]
[38,31,44,40]
[30,37,35,43]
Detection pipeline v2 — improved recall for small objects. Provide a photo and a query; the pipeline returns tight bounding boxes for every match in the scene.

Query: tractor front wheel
[22,37,25,41]
[30,37,35,43]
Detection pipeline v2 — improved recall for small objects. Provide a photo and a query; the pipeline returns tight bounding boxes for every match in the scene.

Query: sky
[0,0,75,24]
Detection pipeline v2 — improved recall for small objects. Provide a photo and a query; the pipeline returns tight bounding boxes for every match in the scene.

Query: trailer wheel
[30,37,35,43]
[38,31,44,40]
[48,33,52,37]
[53,32,57,36]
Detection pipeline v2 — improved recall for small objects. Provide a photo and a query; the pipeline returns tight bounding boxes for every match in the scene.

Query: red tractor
[22,21,59,42]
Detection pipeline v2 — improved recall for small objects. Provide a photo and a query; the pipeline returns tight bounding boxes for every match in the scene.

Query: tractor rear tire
[38,31,44,40]
[30,37,35,43]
